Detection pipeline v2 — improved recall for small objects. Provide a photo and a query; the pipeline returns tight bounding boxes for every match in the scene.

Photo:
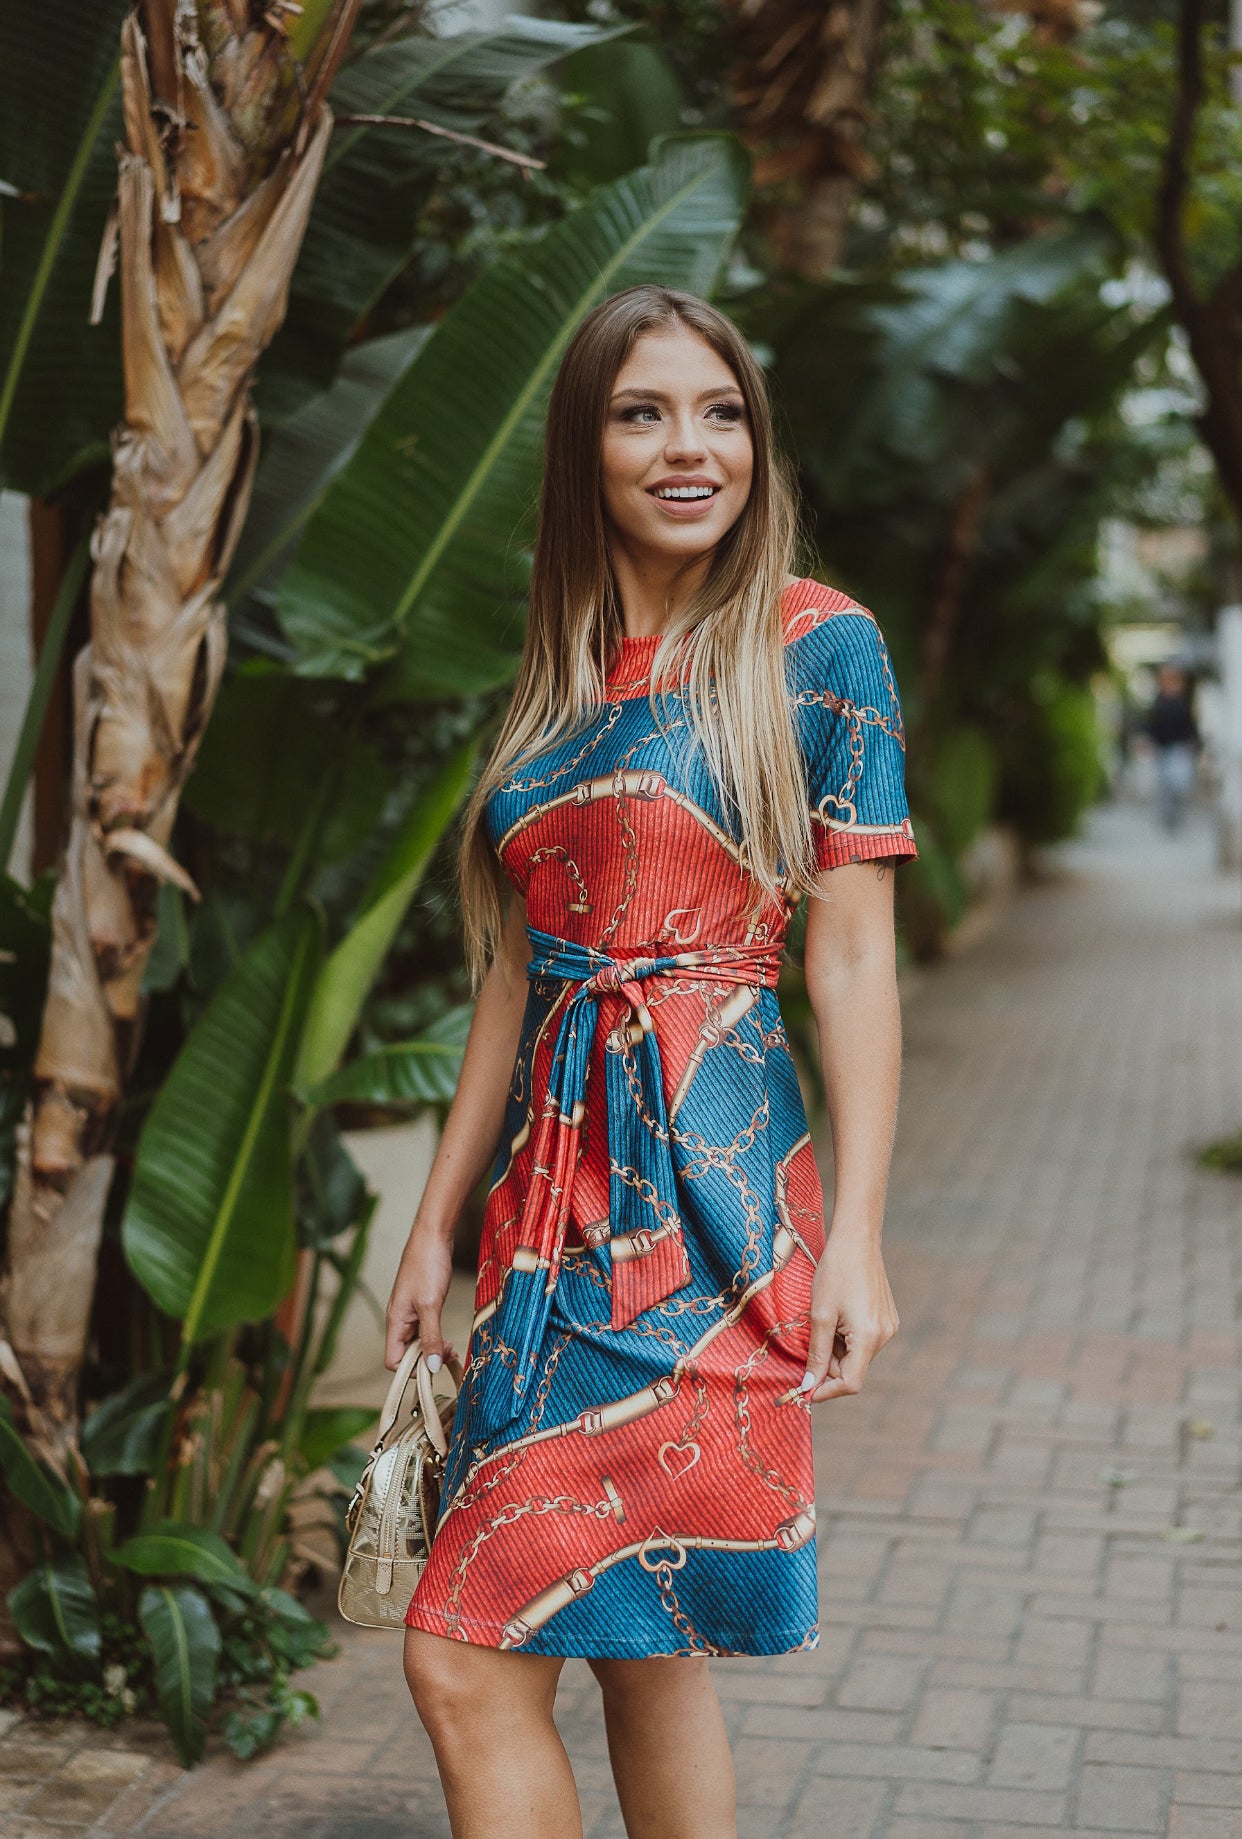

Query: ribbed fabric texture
[404,579,916,1658]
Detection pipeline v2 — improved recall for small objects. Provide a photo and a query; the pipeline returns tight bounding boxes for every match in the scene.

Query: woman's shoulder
[779,576,887,671]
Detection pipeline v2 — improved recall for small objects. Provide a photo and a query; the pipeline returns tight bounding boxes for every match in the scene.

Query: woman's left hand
[798,1230,899,1403]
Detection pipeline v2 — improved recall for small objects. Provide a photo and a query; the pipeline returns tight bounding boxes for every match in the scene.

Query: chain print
[734,1336,809,1515]
[500,700,625,795]
[444,1490,617,1636]
[652,1559,714,1654]
[528,1332,572,1433]
[405,586,918,1659]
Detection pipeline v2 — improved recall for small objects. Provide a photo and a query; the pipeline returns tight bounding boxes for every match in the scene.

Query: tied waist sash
[469,921,784,1442]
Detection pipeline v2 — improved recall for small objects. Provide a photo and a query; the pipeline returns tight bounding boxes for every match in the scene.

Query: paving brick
[1172,1770,1242,1807]
[910,1688,997,1753]
[987,1722,1079,1792]
[836,1656,930,1713]
[785,1776,887,1839]
[891,1782,1068,1823]
[1072,1761,1170,1833]
[1168,1810,1242,1838]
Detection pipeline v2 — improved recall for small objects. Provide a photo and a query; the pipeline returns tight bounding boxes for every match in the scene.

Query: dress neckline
[601,584,804,699]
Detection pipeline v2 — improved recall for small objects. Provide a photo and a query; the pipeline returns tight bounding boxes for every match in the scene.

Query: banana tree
[0,0,365,1460]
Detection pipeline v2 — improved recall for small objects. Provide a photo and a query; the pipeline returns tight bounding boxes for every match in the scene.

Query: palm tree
[726,0,886,278]
[1,0,361,1462]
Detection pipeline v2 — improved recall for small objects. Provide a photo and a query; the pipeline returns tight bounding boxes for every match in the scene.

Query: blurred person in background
[1136,661,1202,831]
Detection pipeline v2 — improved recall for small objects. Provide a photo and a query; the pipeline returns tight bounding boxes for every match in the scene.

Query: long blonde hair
[457,285,820,992]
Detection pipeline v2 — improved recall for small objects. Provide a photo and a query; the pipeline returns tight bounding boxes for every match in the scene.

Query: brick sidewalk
[3,797,1239,1839]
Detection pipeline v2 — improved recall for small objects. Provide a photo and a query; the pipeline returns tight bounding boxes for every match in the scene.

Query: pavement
[2,795,1240,1839]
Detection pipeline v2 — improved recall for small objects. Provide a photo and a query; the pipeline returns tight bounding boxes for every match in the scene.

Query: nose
[664,409,707,462]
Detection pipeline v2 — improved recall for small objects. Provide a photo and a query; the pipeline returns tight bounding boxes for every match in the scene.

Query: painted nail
[426,1353,442,1373]
[798,1370,816,1393]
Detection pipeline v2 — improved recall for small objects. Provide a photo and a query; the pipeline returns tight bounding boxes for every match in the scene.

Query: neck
[607,536,712,639]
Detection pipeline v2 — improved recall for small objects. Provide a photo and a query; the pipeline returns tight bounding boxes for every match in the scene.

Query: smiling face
[599,323,755,573]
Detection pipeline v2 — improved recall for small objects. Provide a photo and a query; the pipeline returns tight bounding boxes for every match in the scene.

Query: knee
[403,1629,474,1743]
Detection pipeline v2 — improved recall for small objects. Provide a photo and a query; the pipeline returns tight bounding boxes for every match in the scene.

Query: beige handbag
[337,1341,461,1629]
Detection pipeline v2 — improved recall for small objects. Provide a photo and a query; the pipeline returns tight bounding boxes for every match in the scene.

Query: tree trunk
[728,0,888,279]
[0,0,356,1461]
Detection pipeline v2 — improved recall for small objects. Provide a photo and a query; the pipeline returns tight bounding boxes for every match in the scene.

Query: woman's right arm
[383,889,531,1371]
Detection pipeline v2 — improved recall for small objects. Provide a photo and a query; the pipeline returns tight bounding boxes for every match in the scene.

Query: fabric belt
[469,921,783,1441]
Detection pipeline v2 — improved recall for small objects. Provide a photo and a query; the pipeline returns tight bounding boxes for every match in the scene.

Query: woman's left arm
[798,856,903,1403]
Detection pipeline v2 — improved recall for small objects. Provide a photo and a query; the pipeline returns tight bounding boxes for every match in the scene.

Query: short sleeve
[786,602,919,872]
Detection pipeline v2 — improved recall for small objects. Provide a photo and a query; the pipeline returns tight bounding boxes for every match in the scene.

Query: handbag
[337,1340,461,1629]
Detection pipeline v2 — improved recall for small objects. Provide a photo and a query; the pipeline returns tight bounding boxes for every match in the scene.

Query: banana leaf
[848,225,1115,471]
[556,40,684,188]
[7,1556,100,1669]
[301,1000,473,1108]
[81,1372,173,1477]
[114,1522,257,1591]
[295,1406,378,1471]
[138,1584,221,1767]
[228,326,430,619]
[0,0,129,494]
[181,669,390,865]
[294,743,477,1089]
[122,904,324,1344]
[260,18,625,418]
[0,1397,82,1537]
[296,1110,370,1248]
[278,133,750,691]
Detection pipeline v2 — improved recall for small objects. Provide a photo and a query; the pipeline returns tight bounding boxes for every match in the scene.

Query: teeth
[655,486,715,500]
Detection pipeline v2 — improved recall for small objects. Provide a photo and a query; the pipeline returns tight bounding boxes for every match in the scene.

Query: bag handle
[373,1340,461,1458]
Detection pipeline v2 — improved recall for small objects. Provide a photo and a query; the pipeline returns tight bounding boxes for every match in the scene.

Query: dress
[405,577,919,1657]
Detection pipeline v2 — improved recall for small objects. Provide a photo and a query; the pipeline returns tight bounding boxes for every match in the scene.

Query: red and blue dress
[405,577,918,1656]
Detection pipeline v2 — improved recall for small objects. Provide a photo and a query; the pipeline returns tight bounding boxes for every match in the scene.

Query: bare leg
[404,1626,581,1839]
[589,1656,737,1839]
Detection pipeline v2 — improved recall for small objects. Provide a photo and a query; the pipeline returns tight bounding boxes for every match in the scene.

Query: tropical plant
[0,0,751,1752]
[731,221,1162,948]
[0,0,367,1463]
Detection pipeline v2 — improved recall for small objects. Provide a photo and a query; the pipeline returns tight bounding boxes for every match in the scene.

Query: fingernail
[426,1353,442,1373]
[798,1370,816,1393]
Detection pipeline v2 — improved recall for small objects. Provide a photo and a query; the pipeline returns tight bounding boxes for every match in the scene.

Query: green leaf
[557,40,685,187]
[228,327,430,613]
[278,133,750,690]
[261,19,626,419]
[181,670,390,865]
[0,0,129,493]
[7,1556,100,1669]
[294,746,476,1089]
[81,1373,172,1477]
[854,226,1114,468]
[302,1002,473,1108]
[295,1407,378,1472]
[114,1522,256,1591]
[0,1397,82,1537]
[296,1111,370,1249]
[327,1444,369,1495]
[122,904,323,1342]
[138,1584,221,1767]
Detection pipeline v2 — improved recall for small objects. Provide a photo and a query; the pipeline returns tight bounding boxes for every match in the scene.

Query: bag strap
[374,1340,462,1458]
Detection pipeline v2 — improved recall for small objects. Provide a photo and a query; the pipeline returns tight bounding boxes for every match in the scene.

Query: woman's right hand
[385,1220,454,1372]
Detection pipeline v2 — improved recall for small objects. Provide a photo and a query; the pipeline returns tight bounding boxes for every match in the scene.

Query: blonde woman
[384,285,918,1839]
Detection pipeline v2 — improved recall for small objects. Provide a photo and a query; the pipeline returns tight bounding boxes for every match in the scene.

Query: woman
[384,285,918,1839]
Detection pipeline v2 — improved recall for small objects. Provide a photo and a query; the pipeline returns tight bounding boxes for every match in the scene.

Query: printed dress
[405,577,919,1657]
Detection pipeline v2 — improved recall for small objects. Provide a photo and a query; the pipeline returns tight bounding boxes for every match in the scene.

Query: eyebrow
[610,384,745,403]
